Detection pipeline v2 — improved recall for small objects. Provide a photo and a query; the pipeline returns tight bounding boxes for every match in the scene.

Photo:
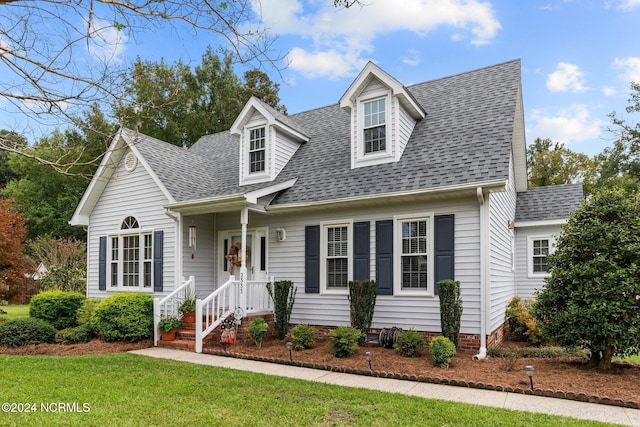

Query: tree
[534,189,640,370]
[527,138,594,188]
[116,49,286,147]
[594,82,640,191]
[0,0,284,165]
[0,198,30,299]
[27,236,87,294]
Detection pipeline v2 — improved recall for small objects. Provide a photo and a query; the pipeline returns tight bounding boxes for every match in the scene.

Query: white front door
[219,228,268,284]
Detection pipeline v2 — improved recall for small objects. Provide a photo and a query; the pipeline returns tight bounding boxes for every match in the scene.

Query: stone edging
[203,349,640,410]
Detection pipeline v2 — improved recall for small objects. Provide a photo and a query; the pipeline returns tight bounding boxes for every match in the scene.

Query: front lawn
[0,304,29,321]
[0,353,612,426]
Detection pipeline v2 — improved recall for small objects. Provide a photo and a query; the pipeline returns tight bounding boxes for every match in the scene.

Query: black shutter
[375,220,393,295]
[434,214,455,294]
[353,221,370,281]
[305,225,320,293]
[98,236,107,291]
[153,230,164,292]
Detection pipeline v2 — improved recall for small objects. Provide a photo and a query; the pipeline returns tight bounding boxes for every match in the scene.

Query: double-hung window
[321,222,352,292]
[109,216,153,289]
[363,98,386,154]
[249,127,266,173]
[528,235,554,277]
[394,214,433,294]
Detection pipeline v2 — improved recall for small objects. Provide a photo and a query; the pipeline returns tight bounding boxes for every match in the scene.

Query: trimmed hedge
[0,317,56,347]
[55,324,95,344]
[29,290,86,330]
[93,293,153,342]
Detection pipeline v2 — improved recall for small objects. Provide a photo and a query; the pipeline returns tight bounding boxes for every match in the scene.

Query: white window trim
[393,213,435,297]
[527,235,556,278]
[241,123,271,184]
[107,227,154,292]
[320,220,353,295]
[353,91,394,169]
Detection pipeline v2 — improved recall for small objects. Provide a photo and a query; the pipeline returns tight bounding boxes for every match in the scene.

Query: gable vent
[124,151,138,172]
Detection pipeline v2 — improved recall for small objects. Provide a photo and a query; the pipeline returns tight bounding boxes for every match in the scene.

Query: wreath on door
[225,241,250,274]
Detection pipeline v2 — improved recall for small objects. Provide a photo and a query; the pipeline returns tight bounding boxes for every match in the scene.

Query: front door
[219,228,268,284]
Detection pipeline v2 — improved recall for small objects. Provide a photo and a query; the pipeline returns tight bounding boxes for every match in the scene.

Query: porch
[153,275,274,353]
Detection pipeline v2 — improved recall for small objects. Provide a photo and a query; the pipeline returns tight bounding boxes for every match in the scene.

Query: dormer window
[249,127,266,173]
[364,98,386,154]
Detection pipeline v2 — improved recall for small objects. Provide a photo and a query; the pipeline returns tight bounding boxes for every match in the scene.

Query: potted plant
[158,316,181,341]
[179,288,197,323]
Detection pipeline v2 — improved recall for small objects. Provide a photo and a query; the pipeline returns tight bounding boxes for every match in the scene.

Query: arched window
[109,216,153,289]
[121,216,139,229]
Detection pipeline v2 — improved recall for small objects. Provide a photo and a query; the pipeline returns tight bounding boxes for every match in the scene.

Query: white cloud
[85,17,128,64]
[401,49,421,66]
[615,0,640,10]
[546,63,588,93]
[528,104,605,147]
[288,48,366,79]
[614,57,640,83]
[256,0,501,78]
[602,86,617,96]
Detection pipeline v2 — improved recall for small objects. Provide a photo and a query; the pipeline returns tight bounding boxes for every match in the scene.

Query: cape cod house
[70,59,583,355]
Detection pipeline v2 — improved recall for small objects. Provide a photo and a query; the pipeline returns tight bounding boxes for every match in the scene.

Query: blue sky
[4,1,640,156]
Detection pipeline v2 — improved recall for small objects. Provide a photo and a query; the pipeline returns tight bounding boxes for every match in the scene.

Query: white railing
[195,276,275,353]
[153,276,195,346]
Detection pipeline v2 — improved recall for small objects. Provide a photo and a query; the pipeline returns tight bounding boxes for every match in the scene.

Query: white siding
[274,131,300,176]
[396,100,416,160]
[514,224,563,298]
[86,149,176,298]
[487,155,517,332]
[241,196,482,335]
[182,213,216,298]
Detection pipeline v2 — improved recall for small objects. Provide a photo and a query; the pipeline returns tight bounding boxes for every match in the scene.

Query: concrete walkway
[130,347,640,426]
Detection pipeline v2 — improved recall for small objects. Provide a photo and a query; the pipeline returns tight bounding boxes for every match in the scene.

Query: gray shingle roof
[137,60,523,205]
[515,184,584,222]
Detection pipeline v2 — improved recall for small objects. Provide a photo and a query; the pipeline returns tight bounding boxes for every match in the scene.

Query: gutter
[474,187,488,361]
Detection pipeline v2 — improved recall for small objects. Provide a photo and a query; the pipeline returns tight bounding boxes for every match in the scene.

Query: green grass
[0,353,616,426]
[0,304,29,321]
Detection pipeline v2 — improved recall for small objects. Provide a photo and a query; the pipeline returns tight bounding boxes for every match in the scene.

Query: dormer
[231,97,309,186]
[340,62,426,169]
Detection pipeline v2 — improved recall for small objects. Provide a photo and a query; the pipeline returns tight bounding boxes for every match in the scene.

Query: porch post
[239,206,248,311]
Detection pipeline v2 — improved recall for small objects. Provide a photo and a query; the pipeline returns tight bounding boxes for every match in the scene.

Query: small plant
[288,324,316,350]
[179,287,197,313]
[505,296,542,344]
[247,317,269,348]
[267,280,297,340]
[76,298,100,331]
[328,326,362,358]
[394,329,427,357]
[348,280,377,342]
[55,324,94,344]
[0,317,56,347]
[430,336,457,368]
[437,279,463,348]
[158,316,182,333]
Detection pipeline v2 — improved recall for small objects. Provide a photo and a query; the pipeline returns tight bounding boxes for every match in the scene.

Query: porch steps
[157,320,217,351]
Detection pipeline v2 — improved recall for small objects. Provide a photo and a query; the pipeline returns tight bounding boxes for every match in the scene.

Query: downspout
[474,187,488,361]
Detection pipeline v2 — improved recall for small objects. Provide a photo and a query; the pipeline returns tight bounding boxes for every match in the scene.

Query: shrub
[29,290,86,330]
[505,296,541,344]
[0,317,56,346]
[40,265,86,294]
[437,279,463,347]
[76,298,100,330]
[93,293,153,342]
[247,317,270,348]
[157,316,181,333]
[267,280,297,340]
[328,326,361,358]
[430,336,457,368]
[394,329,427,357]
[348,280,377,343]
[288,324,316,350]
[55,324,94,344]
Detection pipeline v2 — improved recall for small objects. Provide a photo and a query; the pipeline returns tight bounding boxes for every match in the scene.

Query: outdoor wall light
[364,351,372,370]
[286,341,293,361]
[524,365,535,390]
[276,228,286,242]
